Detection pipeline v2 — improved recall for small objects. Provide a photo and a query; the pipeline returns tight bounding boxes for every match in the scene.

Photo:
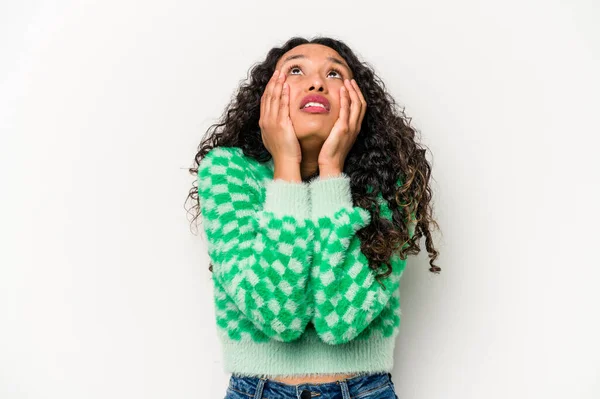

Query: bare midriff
[269,373,359,385]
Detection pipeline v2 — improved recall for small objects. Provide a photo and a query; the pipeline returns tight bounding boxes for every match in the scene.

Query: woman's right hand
[259,70,302,166]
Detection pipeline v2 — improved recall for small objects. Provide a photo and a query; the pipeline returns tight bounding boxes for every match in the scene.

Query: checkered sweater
[197,146,415,377]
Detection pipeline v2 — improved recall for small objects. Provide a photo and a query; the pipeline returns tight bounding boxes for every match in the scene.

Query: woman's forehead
[276,44,351,73]
[278,44,343,64]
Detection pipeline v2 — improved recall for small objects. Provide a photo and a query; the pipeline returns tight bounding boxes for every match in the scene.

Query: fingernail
[274,70,279,76]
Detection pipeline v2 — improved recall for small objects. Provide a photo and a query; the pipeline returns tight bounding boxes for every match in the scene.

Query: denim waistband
[228,372,394,399]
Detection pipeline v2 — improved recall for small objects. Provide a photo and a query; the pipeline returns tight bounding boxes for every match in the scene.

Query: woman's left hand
[318,78,367,176]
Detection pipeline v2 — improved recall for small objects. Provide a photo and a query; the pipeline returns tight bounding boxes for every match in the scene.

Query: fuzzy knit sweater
[197,146,415,378]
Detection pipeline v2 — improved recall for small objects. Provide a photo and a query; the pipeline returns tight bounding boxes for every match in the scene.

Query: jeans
[225,372,398,399]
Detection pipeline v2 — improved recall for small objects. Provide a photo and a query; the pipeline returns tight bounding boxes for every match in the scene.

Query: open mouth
[302,102,328,110]
[300,95,330,113]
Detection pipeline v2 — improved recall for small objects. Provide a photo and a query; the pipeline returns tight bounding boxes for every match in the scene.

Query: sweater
[197,146,415,378]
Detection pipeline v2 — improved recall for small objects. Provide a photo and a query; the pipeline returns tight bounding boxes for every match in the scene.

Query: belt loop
[338,379,351,399]
[254,377,266,399]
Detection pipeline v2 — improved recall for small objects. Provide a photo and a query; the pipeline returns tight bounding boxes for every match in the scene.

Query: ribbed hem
[263,179,311,219]
[219,326,396,378]
[309,173,354,218]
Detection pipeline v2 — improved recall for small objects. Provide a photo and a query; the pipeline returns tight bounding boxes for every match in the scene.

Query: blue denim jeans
[225,372,398,399]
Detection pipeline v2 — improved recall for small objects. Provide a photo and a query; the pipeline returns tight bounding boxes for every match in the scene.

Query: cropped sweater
[197,146,415,378]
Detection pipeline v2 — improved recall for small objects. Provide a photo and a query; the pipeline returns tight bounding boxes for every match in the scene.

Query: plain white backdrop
[1,0,599,398]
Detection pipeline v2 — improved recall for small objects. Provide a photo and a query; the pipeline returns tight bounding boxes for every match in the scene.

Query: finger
[270,71,286,120]
[345,79,361,132]
[262,70,279,121]
[338,86,350,133]
[278,82,290,125]
[351,79,367,127]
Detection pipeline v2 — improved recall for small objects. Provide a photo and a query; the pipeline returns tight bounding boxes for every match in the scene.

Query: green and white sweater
[197,146,415,378]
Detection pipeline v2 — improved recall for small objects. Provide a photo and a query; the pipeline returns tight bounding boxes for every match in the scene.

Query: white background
[1,0,599,398]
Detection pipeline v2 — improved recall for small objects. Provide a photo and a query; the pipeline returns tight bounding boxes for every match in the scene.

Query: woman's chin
[294,128,331,141]
[292,121,333,139]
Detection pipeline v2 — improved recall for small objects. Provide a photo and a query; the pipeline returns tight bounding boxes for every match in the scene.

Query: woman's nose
[307,76,325,92]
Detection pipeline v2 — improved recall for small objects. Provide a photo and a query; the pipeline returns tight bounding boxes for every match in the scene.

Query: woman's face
[274,43,354,143]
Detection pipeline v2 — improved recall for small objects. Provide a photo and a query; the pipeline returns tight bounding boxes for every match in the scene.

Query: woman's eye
[287,66,342,78]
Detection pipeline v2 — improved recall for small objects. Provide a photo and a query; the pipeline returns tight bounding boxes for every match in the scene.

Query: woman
[187,36,441,399]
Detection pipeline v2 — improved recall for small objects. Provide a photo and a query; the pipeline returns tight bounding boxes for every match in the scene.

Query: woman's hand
[259,70,302,166]
[318,79,367,177]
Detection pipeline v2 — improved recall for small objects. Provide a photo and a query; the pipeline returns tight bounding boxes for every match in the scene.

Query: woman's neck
[299,140,321,182]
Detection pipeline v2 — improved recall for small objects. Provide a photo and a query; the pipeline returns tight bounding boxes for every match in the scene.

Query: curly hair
[186,36,441,281]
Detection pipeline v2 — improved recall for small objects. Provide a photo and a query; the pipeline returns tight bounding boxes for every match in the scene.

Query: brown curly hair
[185,36,442,282]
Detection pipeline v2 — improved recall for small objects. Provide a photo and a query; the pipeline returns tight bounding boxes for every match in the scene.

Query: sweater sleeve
[197,147,314,342]
[309,173,413,345]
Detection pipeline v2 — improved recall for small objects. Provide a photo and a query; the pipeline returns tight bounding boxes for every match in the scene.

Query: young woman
[187,36,441,399]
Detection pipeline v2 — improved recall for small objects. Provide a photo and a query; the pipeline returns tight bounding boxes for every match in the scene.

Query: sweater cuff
[263,178,311,219]
[309,173,354,218]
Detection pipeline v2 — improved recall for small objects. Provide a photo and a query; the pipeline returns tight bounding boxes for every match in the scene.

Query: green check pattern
[198,147,314,342]
[309,192,407,345]
[308,174,411,344]
[197,146,414,348]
